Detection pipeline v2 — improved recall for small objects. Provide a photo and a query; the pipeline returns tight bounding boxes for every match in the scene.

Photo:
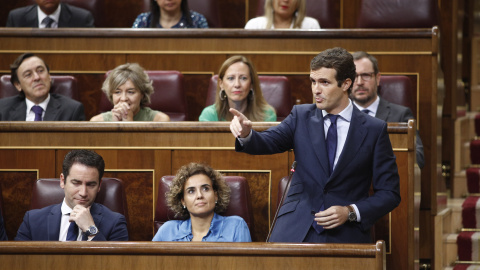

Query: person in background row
[230,47,400,243]
[6,0,94,28]
[350,51,425,169]
[133,0,208,28]
[199,55,276,122]
[0,53,85,121]
[90,63,170,122]
[15,150,128,241]
[245,0,319,29]
[152,163,251,242]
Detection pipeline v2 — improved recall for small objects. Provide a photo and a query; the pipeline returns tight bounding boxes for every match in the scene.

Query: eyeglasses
[355,72,375,81]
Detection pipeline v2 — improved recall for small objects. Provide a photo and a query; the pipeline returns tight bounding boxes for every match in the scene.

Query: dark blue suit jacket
[15,203,128,241]
[6,3,94,28]
[0,93,85,121]
[376,97,425,169]
[236,104,401,243]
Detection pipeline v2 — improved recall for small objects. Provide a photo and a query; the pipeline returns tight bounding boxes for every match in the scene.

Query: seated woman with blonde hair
[90,63,170,122]
[199,55,276,122]
[152,163,251,242]
[245,0,320,29]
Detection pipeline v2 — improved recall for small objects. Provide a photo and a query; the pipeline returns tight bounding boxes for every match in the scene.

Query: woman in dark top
[132,0,208,28]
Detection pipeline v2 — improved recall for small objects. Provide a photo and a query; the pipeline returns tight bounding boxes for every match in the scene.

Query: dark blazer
[236,104,401,243]
[6,3,94,27]
[0,212,7,241]
[0,93,85,121]
[376,97,425,169]
[15,203,128,241]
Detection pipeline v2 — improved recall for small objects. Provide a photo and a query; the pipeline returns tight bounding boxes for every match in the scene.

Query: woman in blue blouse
[133,0,208,28]
[152,163,251,242]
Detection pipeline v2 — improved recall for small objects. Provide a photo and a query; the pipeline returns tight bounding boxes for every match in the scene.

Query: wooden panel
[0,241,386,270]
[0,122,416,269]
[0,170,38,240]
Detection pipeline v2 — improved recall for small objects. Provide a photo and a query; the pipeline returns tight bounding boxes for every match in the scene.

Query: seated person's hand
[69,205,96,233]
[111,102,133,121]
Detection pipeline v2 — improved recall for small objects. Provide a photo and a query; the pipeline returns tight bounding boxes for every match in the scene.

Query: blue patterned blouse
[132,11,209,28]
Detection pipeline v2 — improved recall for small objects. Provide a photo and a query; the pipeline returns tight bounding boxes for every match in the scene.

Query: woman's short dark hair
[166,163,230,219]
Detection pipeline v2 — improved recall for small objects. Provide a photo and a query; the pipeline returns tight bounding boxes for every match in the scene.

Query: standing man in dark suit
[0,53,85,121]
[351,51,425,169]
[6,0,94,28]
[15,150,128,241]
[230,47,401,243]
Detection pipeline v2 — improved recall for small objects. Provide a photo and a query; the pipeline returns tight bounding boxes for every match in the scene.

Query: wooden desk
[0,241,386,270]
[0,121,418,270]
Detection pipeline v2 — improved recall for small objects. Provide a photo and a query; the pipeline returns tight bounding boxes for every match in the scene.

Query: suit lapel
[9,98,27,121]
[375,98,390,121]
[90,203,103,227]
[58,3,71,27]
[330,107,368,181]
[307,108,329,179]
[25,5,39,27]
[44,94,60,121]
[48,204,62,240]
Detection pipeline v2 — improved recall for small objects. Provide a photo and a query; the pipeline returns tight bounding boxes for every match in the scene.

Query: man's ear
[60,173,66,189]
[343,78,352,92]
[13,82,22,92]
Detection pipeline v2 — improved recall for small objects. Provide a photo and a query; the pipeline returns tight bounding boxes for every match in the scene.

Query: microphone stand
[266,161,297,242]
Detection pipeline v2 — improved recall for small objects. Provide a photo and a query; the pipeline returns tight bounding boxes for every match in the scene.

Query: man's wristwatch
[346,205,357,222]
[84,225,98,237]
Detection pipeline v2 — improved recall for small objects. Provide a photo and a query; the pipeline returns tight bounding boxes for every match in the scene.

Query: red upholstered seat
[28,0,105,27]
[466,168,480,194]
[30,178,129,221]
[378,75,415,116]
[98,70,188,121]
[356,0,438,28]
[255,0,339,28]
[154,175,255,240]
[471,140,480,165]
[188,0,222,28]
[0,75,79,101]
[206,75,293,121]
[141,0,222,27]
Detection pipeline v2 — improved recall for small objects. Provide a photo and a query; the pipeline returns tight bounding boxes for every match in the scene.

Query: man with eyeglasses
[351,51,425,169]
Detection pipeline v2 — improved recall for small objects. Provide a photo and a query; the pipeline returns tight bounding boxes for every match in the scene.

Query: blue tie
[326,114,339,176]
[312,114,340,234]
[362,109,370,115]
[43,16,55,28]
[66,220,78,241]
[31,105,43,121]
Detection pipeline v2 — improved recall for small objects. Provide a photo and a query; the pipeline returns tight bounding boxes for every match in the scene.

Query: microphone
[266,161,297,242]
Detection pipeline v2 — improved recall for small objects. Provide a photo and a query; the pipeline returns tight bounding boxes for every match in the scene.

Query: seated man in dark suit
[351,51,425,169]
[0,53,85,121]
[6,0,94,28]
[15,150,128,241]
[0,211,7,240]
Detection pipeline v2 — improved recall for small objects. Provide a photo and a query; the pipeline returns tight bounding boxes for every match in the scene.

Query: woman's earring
[182,205,186,209]
[219,89,226,101]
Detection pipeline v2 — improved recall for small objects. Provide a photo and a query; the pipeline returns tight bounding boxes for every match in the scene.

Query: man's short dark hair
[10,53,50,85]
[352,51,379,75]
[310,47,356,93]
[62,150,105,181]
